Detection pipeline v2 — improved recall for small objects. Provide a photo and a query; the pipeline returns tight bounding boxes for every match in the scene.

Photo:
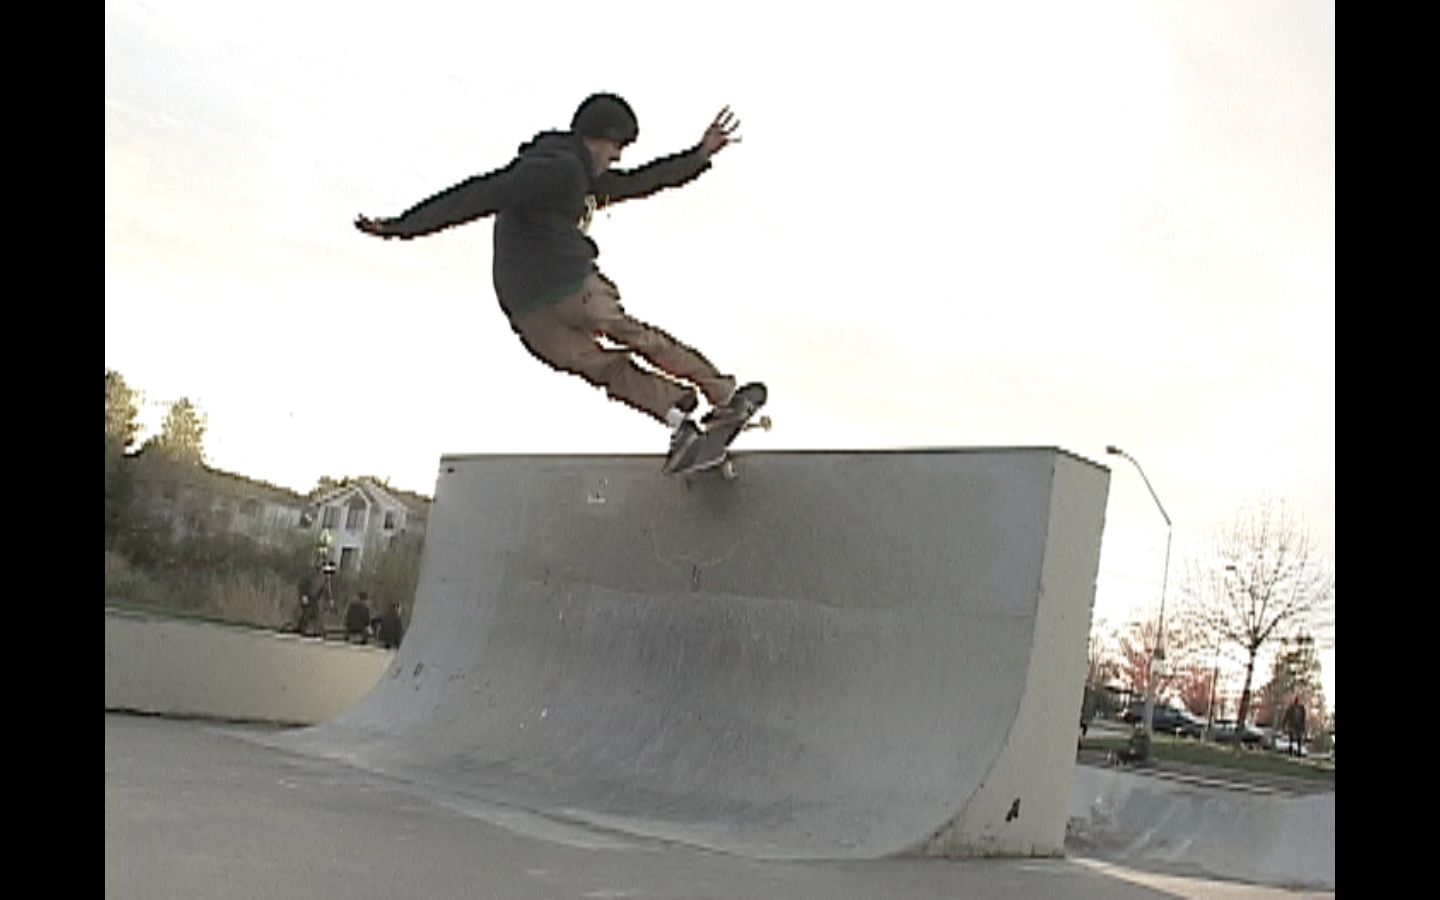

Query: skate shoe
[662,419,702,474]
[701,382,760,429]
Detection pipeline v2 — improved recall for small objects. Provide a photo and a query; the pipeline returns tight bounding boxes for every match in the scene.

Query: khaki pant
[510,272,735,424]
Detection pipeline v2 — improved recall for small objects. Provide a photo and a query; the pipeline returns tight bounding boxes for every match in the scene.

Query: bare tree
[1086,621,1121,689]
[1179,499,1334,727]
[1174,663,1218,720]
[1257,634,1325,727]
[1113,614,1205,708]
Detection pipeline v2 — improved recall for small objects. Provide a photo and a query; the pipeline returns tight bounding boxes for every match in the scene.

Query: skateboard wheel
[721,459,738,481]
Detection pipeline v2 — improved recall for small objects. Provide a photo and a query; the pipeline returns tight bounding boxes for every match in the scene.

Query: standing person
[1282,696,1307,757]
[374,600,405,650]
[345,591,374,644]
[291,562,332,637]
[355,93,750,463]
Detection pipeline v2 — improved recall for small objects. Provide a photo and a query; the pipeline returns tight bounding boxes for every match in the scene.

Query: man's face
[584,137,625,174]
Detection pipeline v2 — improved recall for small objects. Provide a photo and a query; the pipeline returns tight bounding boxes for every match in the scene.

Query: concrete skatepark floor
[105,714,1331,900]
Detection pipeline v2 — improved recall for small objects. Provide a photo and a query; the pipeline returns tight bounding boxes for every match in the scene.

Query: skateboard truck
[717,415,773,480]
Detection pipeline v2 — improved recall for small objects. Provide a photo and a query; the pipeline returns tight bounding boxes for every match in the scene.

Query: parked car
[1253,728,1312,756]
[1118,703,1205,738]
[1211,719,1265,747]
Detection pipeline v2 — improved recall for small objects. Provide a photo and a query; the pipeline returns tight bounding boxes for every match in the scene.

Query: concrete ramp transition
[276,449,1110,859]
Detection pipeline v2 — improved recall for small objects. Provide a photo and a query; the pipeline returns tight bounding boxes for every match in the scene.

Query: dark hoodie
[377,131,712,319]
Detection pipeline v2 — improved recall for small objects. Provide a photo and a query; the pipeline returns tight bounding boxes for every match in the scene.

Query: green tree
[311,476,343,498]
[106,370,142,543]
[354,531,424,616]
[105,369,141,453]
[143,397,208,465]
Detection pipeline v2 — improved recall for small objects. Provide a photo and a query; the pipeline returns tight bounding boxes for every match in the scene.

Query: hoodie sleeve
[593,146,712,208]
[381,154,588,238]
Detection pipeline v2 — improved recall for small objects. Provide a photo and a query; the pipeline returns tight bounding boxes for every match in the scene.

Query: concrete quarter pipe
[275,448,1110,859]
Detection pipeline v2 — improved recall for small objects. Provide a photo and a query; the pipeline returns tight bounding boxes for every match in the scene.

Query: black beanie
[571,93,639,145]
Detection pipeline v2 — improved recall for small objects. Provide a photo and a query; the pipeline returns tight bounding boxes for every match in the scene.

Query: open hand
[354,214,403,239]
[700,106,742,158]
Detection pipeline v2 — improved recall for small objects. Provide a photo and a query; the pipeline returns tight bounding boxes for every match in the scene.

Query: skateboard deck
[664,382,769,479]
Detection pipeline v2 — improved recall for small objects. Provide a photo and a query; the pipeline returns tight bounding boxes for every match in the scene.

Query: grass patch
[1082,731,1334,783]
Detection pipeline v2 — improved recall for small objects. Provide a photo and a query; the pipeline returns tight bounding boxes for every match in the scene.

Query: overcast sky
[105,0,1335,705]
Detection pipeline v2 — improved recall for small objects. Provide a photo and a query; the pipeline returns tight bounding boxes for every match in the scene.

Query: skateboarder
[355,93,747,462]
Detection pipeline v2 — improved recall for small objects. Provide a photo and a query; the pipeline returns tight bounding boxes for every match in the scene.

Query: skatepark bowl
[105,448,1335,893]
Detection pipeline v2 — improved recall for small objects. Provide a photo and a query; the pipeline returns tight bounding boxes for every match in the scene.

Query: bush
[106,520,315,628]
[197,568,294,630]
[104,550,174,608]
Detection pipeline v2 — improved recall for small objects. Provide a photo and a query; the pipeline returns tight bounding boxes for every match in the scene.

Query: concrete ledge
[1067,763,1335,891]
[105,608,394,726]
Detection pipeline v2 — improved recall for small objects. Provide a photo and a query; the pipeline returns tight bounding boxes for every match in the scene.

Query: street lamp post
[1106,445,1173,742]
[1205,563,1239,740]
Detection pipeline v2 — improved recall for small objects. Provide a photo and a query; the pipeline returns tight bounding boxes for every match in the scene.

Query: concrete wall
[104,608,393,726]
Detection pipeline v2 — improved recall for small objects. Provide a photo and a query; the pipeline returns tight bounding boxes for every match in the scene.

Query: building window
[384,511,397,531]
[347,507,367,531]
[322,506,341,529]
[340,547,360,572]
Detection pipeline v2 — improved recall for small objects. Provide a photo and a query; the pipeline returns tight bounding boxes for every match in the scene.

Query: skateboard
[663,382,770,480]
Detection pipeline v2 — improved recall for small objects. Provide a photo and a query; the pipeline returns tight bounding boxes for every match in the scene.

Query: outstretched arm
[355,155,584,240]
[354,172,500,240]
[354,170,511,240]
[595,106,743,204]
